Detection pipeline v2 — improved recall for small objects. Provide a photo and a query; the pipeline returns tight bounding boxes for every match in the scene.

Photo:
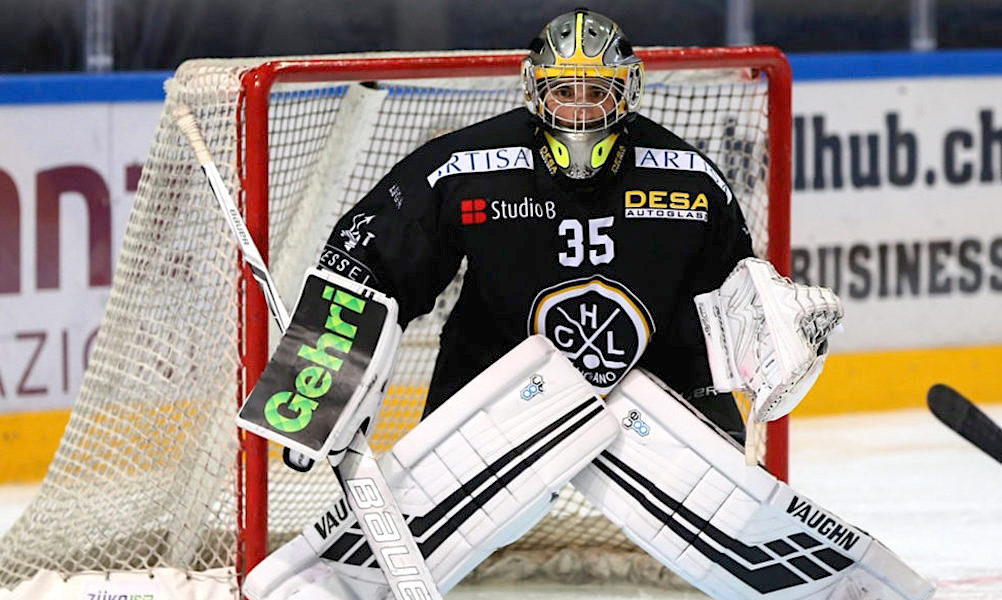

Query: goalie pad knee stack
[244,335,619,600]
[571,370,933,600]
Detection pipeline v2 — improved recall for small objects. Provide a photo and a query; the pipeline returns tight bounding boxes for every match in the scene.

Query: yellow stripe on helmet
[534,64,631,79]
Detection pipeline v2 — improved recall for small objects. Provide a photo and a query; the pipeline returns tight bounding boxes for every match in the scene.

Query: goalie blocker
[237,267,402,463]
[244,335,619,599]
[572,370,934,600]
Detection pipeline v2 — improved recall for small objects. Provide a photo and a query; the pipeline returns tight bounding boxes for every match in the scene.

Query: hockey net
[0,48,791,596]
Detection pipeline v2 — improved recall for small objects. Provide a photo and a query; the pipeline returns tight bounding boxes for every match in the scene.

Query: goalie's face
[541,77,622,131]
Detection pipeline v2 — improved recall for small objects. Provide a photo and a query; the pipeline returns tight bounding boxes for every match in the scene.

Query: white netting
[0,50,779,595]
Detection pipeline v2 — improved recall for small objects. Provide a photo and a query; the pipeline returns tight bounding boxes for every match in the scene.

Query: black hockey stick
[927,383,1002,464]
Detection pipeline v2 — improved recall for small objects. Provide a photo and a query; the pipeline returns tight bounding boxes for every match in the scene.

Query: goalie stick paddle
[174,104,444,600]
[927,383,1002,465]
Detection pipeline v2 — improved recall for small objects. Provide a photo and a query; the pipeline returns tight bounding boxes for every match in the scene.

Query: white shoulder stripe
[634,147,734,204]
[426,146,535,187]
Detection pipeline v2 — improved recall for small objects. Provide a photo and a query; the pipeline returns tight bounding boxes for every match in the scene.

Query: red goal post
[237,46,792,574]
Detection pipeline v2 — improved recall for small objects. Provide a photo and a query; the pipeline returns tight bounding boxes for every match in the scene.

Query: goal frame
[236,46,793,576]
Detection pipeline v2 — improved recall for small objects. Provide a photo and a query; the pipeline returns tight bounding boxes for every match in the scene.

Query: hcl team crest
[528,276,654,395]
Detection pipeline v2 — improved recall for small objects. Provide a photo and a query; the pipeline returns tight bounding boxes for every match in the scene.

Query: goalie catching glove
[694,258,843,422]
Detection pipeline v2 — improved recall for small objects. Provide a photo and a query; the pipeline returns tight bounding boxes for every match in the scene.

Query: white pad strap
[694,258,843,421]
[571,370,933,600]
[244,335,619,600]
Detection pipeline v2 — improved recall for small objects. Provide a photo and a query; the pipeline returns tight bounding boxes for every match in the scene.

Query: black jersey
[318,108,754,433]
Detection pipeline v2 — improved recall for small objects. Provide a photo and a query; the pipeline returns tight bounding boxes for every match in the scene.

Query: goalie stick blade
[927,383,1002,464]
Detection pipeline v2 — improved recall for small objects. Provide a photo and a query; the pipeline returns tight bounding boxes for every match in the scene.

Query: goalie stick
[927,383,1002,465]
[173,107,291,333]
[173,104,444,600]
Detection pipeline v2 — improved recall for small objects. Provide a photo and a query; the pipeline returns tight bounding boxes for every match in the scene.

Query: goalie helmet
[522,8,644,179]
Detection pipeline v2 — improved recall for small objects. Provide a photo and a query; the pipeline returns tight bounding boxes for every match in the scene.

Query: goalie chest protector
[319,108,755,409]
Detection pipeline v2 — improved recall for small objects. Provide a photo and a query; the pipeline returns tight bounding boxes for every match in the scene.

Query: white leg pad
[246,335,619,600]
[571,369,934,600]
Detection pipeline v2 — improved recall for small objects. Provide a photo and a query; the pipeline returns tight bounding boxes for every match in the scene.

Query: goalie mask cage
[0,47,791,596]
